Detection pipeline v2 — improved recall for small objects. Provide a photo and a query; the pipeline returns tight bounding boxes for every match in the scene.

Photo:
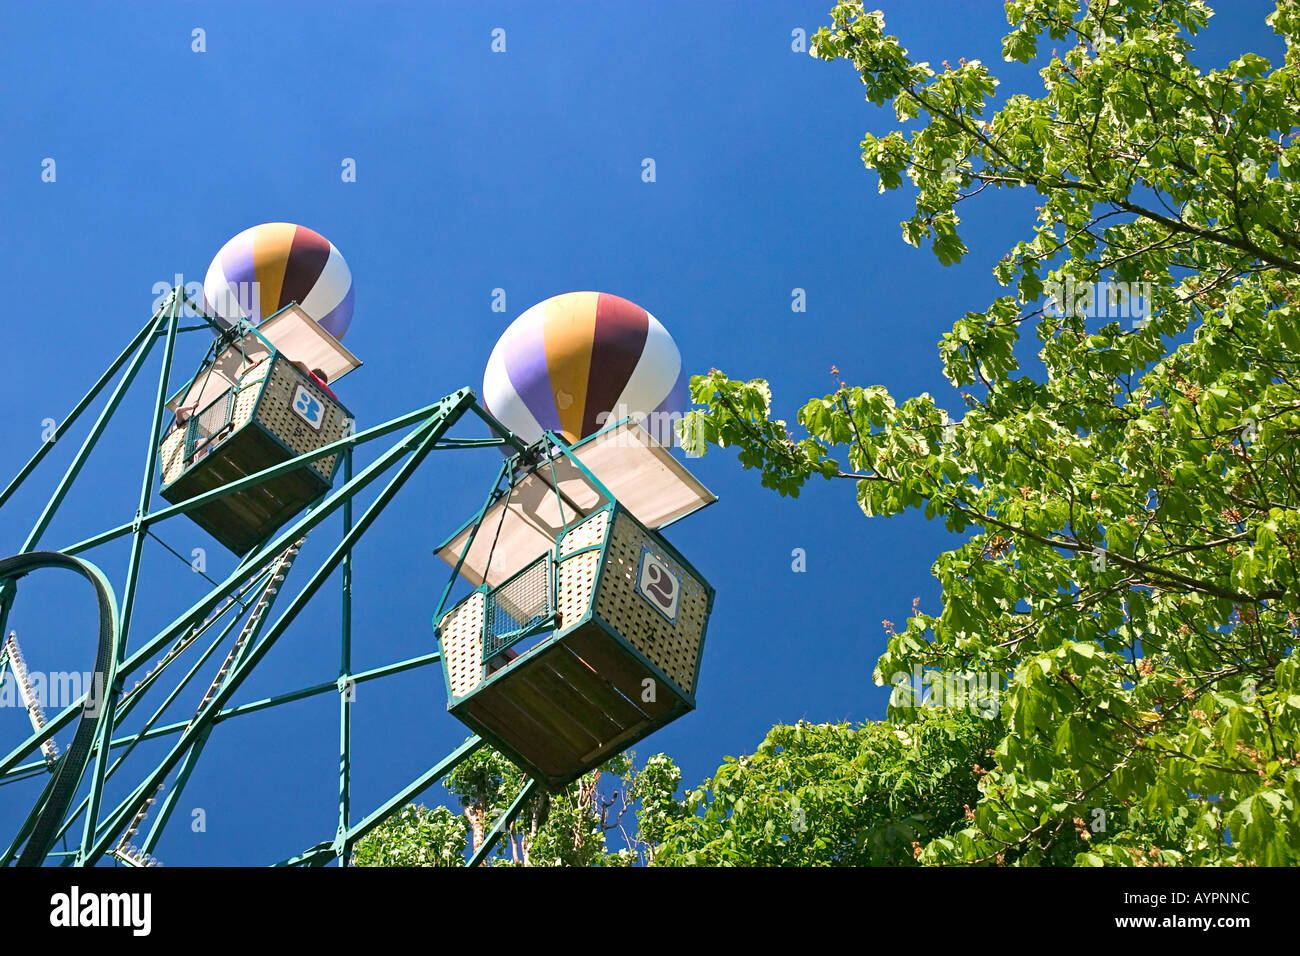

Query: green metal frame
[245,353,356,484]
[181,388,234,464]
[0,288,537,867]
[482,551,556,662]
[430,423,717,790]
[166,342,356,493]
[434,421,717,709]
[436,501,617,710]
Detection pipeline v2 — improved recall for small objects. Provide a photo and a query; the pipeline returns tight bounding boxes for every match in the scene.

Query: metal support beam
[80,392,476,864]
[0,393,472,781]
[18,298,171,555]
[0,282,549,865]
[0,653,441,782]
[59,395,484,557]
[78,290,181,862]
[337,448,354,865]
[37,614,245,852]
[0,552,119,867]
[137,541,301,856]
[468,777,540,867]
[468,403,532,457]
[277,735,485,867]
[433,459,509,623]
[0,308,162,512]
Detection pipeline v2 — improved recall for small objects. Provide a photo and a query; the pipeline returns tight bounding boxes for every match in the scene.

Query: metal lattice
[483,553,553,659]
[594,510,709,694]
[0,285,538,867]
[183,388,233,462]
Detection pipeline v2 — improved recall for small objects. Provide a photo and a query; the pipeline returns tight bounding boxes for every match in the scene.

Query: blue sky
[0,1,1285,864]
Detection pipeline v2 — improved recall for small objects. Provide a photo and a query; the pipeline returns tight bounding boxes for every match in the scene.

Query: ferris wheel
[0,226,716,866]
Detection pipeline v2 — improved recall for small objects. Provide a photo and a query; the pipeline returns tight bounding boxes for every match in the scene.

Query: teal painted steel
[3,651,442,783]
[20,297,172,554]
[468,776,538,867]
[271,734,486,866]
[0,310,160,512]
[0,277,712,867]
[0,377,491,863]
[482,552,554,660]
[0,552,119,867]
[467,402,532,457]
[338,448,354,865]
[34,604,257,853]
[65,395,451,558]
[80,393,477,865]
[78,290,182,864]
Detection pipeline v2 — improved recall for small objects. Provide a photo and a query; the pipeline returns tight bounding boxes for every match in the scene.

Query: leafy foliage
[351,804,466,867]
[353,745,683,866]
[681,0,1300,865]
[655,713,999,865]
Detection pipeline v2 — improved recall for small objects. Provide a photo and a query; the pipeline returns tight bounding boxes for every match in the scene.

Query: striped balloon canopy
[202,223,355,339]
[483,292,687,448]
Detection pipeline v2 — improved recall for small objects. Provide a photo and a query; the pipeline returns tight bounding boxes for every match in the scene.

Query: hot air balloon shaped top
[483,291,686,448]
[203,223,355,339]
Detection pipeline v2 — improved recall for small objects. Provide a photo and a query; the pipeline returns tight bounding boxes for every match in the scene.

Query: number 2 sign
[636,547,681,623]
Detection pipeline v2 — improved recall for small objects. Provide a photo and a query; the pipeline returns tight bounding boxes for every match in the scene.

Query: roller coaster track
[0,540,304,866]
[0,552,118,867]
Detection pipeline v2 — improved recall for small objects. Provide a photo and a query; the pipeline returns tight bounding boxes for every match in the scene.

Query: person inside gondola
[309,367,337,401]
[292,360,337,400]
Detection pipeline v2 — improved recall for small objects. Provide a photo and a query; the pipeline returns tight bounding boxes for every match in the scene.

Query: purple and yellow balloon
[202,223,355,338]
[483,291,687,447]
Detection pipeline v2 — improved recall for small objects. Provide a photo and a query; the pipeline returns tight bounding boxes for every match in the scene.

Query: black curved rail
[0,551,117,866]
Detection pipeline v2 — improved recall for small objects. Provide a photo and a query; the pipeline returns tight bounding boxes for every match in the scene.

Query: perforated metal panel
[440,591,485,698]
[231,363,268,427]
[555,510,608,630]
[160,429,187,485]
[593,511,708,694]
[254,358,348,481]
[160,362,271,487]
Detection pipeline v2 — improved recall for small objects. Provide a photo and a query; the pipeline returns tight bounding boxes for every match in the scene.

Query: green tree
[350,804,466,867]
[655,712,1000,866]
[680,0,1300,865]
[353,744,683,866]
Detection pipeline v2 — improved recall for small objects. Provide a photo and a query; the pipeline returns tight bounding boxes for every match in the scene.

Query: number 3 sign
[636,547,681,623]
[291,383,324,431]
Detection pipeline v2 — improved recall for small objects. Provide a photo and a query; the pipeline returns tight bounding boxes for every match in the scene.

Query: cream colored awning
[256,304,361,384]
[436,419,716,588]
[168,304,361,413]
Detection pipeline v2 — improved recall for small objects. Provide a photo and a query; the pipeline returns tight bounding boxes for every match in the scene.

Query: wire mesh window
[484,553,553,659]
[185,389,234,462]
